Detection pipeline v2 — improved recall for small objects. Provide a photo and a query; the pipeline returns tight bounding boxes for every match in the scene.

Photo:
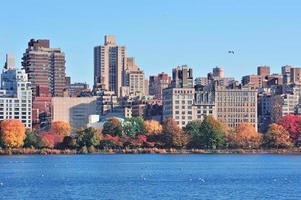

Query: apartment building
[0,55,32,128]
[22,39,66,97]
[215,84,258,130]
[149,72,171,99]
[94,35,126,97]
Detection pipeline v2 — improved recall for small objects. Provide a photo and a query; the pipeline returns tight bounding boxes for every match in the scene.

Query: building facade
[215,84,258,130]
[162,87,195,128]
[171,65,193,88]
[94,35,126,97]
[0,58,32,128]
[149,72,171,99]
[52,97,99,129]
[22,39,66,97]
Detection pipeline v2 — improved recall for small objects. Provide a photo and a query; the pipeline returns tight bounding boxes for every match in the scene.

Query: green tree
[123,117,146,138]
[102,118,123,136]
[23,129,42,149]
[62,136,77,149]
[185,117,227,149]
[77,127,101,148]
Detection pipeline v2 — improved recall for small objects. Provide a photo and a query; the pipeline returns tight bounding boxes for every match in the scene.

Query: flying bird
[228,50,235,54]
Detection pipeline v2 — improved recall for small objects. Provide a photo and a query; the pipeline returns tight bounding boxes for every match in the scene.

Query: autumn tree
[144,120,162,135]
[0,119,26,148]
[123,117,146,138]
[161,118,187,148]
[185,117,227,149]
[278,115,301,146]
[263,123,291,148]
[50,121,71,137]
[40,132,55,148]
[229,123,262,149]
[102,118,123,136]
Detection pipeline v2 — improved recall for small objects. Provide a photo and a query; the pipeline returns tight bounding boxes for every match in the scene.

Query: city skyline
[1,0,301,87]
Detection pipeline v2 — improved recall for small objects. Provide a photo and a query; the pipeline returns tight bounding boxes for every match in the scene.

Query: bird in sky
[228,50,235,54]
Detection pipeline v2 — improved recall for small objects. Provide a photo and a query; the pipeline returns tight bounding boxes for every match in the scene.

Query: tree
[62,136,77,149]
[50,121,71,137]
[185,117,227,149]
[0,119,26,148]
[23,129,42,149]
[161,118,187,148]
[263,123,291,148]
[278,115,301,146]
[144,120,162,135]
[40,132,55,148]
[76,127,101,148]
[123,117,146,138]
[102,118,123,136]
[100,134,122,149]
[229,123,262,149]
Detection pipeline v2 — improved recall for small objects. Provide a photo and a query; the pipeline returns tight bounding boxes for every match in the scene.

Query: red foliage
[41,132,55,148]
[278,115,301,145]
[103,134,121,143]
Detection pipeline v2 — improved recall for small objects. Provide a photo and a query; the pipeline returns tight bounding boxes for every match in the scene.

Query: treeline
[0,115,300,153]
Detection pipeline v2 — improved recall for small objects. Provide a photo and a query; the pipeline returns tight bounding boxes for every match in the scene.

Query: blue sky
[1,0,301,87]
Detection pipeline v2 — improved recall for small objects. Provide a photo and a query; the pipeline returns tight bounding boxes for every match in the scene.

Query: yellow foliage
[144,120,162,135]
[50,121,71,137]
[0,119,26,148]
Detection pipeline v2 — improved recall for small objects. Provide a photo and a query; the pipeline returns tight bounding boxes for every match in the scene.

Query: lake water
[0,154,301,200]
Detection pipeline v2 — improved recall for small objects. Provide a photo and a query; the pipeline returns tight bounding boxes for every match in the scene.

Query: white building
[0,55,32,128]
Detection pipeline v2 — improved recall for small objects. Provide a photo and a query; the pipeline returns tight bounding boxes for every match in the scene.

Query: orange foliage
[50,121,71,137]
[163,118,187,147]
[264,123,292,148]
[0,119,25,148]
[229,123,262,149]
[144,120,162,135]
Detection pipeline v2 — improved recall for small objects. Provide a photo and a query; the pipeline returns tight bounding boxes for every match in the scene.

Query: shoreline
[1,148,301,155]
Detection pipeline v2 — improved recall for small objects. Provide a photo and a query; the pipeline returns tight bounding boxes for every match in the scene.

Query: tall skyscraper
[22,39,66,97]
[94,35,126,97]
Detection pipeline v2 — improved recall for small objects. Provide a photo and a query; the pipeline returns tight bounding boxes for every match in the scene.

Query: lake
[0,154,301,200]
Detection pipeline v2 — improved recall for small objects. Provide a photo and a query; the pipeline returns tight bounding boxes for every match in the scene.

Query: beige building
[52,97,98,129]
[215,84,258,130]
[163,87,195,128]
[124,57,145,97]
[94,35,126,97]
